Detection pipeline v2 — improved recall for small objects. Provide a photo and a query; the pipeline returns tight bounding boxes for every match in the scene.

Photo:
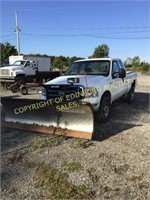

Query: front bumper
[40,94,100,112]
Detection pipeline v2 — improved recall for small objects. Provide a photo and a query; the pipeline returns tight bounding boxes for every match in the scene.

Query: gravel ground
[1,74,150,200]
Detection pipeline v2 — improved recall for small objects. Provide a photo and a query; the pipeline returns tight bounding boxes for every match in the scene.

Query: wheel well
[15,74,26,84]
[101,91,111,102]
[16,74,25,77]
[132,80,136,88]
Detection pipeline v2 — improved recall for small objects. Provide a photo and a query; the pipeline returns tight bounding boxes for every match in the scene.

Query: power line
[20,33,150,40]
[0,34,15,38]
[22,26,150,31]
[1,26,149,32]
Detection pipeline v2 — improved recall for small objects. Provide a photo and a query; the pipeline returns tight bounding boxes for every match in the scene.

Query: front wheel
[95,96,111,122]
[15,75,26,83]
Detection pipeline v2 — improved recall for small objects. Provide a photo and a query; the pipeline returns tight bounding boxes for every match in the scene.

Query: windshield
[65,60,110,76]
[13,60,26,66]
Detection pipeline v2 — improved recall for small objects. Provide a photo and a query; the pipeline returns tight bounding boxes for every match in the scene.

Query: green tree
[124,57,132,67]
[141,62,150,73]
[0,42,18,64]
[90,44,109,58]
[51,56,84,71]
[52,57,64,70]
[132,56,140,66]
[69,56,80,65]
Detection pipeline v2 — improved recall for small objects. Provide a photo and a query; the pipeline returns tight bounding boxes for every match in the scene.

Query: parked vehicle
[0,55,62,92]
[41,58,137,121]
[1,58,137,140]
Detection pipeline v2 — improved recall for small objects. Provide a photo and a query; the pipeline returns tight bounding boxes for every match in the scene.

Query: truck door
[110,60,125,101]
[23,61,36,76]
[118,59,129,95]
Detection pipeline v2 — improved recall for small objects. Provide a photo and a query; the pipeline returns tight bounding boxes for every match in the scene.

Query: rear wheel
[95,95,111,122]
[126,87,135,104]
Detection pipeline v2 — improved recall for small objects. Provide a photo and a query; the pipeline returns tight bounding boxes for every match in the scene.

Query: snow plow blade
[1,97,94,139]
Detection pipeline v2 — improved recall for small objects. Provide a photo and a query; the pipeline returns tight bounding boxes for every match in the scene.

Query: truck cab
[12,60,37,76]
[0,60,37,80]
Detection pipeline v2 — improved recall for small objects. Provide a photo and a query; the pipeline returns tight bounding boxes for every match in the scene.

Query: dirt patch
[1,74,150,199]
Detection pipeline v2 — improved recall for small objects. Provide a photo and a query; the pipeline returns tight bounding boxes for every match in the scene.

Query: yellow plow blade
[1,97,94,139]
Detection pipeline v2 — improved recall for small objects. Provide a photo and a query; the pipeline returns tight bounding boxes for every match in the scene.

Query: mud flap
[1,97,94,139]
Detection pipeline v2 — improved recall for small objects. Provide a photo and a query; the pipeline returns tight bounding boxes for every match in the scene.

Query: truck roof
[75,58,122,62]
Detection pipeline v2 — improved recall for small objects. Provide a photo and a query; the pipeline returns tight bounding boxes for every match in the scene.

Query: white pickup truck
[41,58,137,121]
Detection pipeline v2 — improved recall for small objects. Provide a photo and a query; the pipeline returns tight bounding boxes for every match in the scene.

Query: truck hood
[45,75,106,88]
[1,65,21,70]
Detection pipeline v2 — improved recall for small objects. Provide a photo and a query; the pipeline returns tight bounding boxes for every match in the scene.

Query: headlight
[85,88,98,98]
[41,87,46,96]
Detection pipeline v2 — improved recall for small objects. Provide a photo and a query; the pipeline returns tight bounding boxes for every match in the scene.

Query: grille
[45,85,85,101]
[0,69,10,76]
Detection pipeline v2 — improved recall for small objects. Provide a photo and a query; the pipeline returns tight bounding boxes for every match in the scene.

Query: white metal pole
[15,11,21,55]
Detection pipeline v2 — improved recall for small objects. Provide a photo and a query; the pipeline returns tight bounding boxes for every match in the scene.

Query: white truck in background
[0,55,51,81]
[9,55,51,75]
[0,55,62,92]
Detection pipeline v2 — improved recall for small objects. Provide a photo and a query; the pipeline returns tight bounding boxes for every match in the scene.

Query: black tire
[10,83,20,93]
[21,87,28,95]
[95,96,111,122]
[11,88,18,93]
[15,75,26,83]
[126,87,134,104]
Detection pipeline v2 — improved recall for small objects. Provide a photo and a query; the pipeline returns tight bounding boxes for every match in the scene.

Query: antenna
[14,11,21,55]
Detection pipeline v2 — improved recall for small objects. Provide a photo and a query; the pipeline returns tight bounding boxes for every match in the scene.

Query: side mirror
[119,68,126,78]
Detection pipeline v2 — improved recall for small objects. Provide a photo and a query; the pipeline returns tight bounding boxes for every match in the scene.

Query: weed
[8,151,28,164]
[88,168,99,185]
[71,138,91,149]
[0,86,6,92]
[62,162,82,172]
[113,164,129,175]
[126,174,144,181]
[33,163,95,199]
[32,136,65,149]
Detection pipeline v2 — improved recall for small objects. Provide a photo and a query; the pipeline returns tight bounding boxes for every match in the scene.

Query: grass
[32,136,66,149]
[62,162,82,172]
[0,85,6,92]
[71,138,91,149]
[32,163,95,199]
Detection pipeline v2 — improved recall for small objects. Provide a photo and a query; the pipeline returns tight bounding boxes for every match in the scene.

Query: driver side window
[112,61,120,78]
[25,61,31,67]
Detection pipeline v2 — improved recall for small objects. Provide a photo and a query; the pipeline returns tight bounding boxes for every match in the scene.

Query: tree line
[124,56,149,73]
[0,42,149,73]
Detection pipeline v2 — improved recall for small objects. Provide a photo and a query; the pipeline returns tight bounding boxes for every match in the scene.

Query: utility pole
[14,11,21,55]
